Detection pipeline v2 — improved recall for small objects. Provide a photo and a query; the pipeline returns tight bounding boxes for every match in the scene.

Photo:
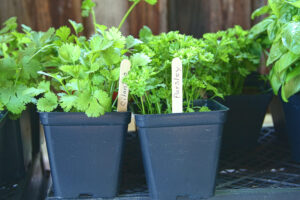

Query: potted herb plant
[251,0,300,162]
[199,26,272,152]
[124,28,229,199]
[0,17,44,186]
[25,0,156,198]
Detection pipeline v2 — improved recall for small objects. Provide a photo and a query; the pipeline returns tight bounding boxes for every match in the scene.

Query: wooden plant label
[117,59,131,112]
[172,57,183,113]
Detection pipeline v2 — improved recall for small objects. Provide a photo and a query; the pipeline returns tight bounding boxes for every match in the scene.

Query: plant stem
[91,9,97,33]
[140,96,145,114]
[118,0,140,30]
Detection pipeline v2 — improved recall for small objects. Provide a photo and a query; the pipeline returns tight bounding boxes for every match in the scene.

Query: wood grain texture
[127,0,168,37]
[0,0,87,33]
[169,0,267,37]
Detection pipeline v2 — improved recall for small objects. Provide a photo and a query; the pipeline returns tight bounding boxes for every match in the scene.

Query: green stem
[118,0,140,30]
[140,96,145,115]
[91,9,97,33]
[29,44,54,61]
[59,81,71,96]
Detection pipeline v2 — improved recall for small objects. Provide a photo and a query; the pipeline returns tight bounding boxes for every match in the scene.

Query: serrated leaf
[90,35,113,51]
[59,94,77,112]
[59,43,81,63]
[37,92,58,112]
[94,90,111,111]
[131,53,151,66]
[139,26,153,42]
[75,90,91,111]
[56,26,71,42]
[102,47,122,65]
[86,98,105,117]
[69,20,84,35]
[106,27,126,49]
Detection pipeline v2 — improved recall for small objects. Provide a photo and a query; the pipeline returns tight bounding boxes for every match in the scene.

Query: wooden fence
[0,0,267,37]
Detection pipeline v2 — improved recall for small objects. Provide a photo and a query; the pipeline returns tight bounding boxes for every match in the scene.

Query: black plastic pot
[40,112,131,198]
[0,111,25,186]
[135,100,228,200]
[281,94,300,162]
[269,95,287,139]
[219,93,273,152]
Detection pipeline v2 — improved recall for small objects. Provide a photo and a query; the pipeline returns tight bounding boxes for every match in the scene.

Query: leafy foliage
[0,17,54,116]
[25,23,135,117]
[124,26,261,114]
[251,0,300,101]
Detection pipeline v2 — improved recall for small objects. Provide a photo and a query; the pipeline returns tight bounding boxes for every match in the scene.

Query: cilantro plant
[200,26,263,96]
[251,0,300,101]
[123,27,221,114]
[25,0,157,117]
[0,17,55,117]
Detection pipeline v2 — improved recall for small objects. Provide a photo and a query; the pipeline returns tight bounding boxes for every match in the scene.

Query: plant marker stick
[172,58,183,113]
[117,60,131,112]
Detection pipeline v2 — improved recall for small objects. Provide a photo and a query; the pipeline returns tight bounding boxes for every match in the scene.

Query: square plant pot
[40,112,131,198]
[0,111,25,186]
[219,93,273,152]
[135,100,228,200]
[280,94,300,162]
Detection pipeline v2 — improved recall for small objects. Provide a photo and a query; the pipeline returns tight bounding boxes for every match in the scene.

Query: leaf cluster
[251,0,300,101]
[123,26,261,114]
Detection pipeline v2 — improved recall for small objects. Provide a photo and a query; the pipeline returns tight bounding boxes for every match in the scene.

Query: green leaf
[282,22,300,54]
[139,26,153,42]
[90,35,113,51]
[106,27,126,48]
[287,0,300,8]
[0,17,17,34]
[250,18,273,37]
[56,26,71,42]
[131,53,151,66]
[60,65,87,78]
[286,64,300,83]
[270,70,283,95]
[21,56,41,79]
[267,41,287,66]
[59,94,77,112]
[282,73,300,101]
[37,92,58,112]
[59,43,81,63]
[126,35,142,49]
[94,90,112,111]
[111,67,120,81]
[81,0,96,17]
[274,51,299,73]
[144,0,157,5]
[75,91,91,111]
[102,47,122,65]
[69,20,84,35]
[268,0,283,17]
[86,98,105,117]
[251,5,270,19]
[267,20,277,41]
